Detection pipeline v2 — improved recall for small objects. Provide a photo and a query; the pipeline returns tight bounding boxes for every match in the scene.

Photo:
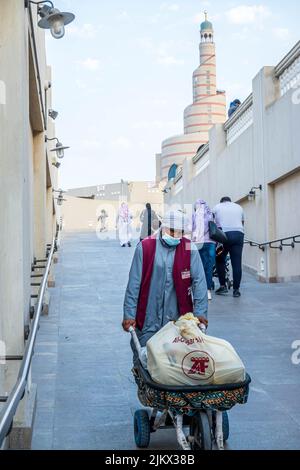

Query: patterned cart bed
[133,366,251,415]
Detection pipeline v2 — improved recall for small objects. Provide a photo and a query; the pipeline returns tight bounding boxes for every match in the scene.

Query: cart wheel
[222,411,230,442]
[190,411,212,451]
[134,410,151,448]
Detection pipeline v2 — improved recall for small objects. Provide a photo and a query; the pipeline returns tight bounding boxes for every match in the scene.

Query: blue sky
[46,0,300,189]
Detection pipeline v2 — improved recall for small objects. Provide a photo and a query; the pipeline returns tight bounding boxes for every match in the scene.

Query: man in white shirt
[213,197,245,298]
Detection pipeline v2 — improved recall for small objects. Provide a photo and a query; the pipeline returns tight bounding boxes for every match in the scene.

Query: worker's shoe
[207,290,212,301]
[215,286,228,296]
[233,289,241,298]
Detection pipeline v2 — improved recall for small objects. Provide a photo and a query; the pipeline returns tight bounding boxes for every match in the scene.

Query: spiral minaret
[159,13,226,181]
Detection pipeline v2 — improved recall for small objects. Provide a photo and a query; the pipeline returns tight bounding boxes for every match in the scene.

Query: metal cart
[129,327,251,450]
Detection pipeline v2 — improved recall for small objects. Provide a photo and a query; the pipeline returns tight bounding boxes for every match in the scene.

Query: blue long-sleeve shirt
[123,233,208,346]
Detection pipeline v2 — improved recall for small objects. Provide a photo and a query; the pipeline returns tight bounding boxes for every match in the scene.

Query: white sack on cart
[147,314,245,386]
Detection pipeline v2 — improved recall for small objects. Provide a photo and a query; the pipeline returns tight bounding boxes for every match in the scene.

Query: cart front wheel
[134,410,151,448]
[190,411,212,451]
[222,411,230,442]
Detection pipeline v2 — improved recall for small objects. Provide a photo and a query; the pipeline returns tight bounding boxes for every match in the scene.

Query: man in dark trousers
[213,197,245,298]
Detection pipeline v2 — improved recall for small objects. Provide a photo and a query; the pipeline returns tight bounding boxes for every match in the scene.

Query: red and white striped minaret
[159,13,226,181]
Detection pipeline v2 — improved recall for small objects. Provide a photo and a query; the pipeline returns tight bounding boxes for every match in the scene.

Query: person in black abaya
[140,203,160,241]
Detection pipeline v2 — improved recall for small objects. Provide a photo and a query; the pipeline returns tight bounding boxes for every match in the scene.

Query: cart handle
[129,326,143,360]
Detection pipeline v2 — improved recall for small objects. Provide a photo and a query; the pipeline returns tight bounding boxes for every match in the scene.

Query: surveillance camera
[49,109,59,120]
[44,80,52,90]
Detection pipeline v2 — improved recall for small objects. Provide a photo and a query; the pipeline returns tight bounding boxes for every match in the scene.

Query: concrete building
[157,13,226,181]
[67,180,163,203]
[0,0,63,448]
[164,41,300,283]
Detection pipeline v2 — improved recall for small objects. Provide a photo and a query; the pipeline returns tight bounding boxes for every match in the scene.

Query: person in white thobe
[117,202,133,247]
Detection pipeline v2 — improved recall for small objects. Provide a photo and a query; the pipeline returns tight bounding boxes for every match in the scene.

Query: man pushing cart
[122,210,251,450]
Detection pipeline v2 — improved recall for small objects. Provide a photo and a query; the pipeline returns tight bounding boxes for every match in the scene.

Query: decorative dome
[201,20,213,31]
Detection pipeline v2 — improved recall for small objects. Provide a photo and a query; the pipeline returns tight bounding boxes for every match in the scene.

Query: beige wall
[0,0,60,445]
[62,181,164,234]
[62,197,118,232]
[62,194,164,235]
[129,181,163,206]
[273,170,300,280]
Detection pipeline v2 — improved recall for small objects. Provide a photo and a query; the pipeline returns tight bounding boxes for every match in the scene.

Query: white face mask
[162,232,181,247]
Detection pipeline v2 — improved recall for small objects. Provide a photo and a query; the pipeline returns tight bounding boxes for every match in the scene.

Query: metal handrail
[0,238,56,447]
[245,235,300,252]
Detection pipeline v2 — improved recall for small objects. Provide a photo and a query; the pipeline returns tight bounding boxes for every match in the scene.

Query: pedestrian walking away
[117,202,133,247]
[122,209,208,361]
[98,209,108,232]
[213,197,245,298]
[192,199,216,301]
[140,203,160,241]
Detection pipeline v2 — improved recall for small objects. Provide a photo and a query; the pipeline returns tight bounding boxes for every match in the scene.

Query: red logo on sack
[182,351,215,381]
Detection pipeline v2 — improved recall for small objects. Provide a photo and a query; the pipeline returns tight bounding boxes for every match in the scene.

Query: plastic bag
[147,314,245,386]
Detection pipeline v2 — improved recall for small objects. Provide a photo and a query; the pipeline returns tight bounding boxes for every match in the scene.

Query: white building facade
[165,41,300,283]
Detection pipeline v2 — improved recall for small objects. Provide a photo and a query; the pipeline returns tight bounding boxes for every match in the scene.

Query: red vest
[136,236,193,331]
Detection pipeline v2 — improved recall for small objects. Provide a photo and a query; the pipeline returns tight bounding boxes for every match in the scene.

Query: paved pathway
[32,232,300,450]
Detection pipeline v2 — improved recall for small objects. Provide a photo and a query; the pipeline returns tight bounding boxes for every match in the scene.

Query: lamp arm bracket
[45,136,59,143]
[25,1,54,9]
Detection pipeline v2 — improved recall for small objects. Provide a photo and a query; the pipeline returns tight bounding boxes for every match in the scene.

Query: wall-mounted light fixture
[48,109,59,120]
[46,137,70,159]
[55,196,67,207]
[53,189,66,195]
[248,185,263,202]
[25,0,75,39]
[53,189,66,206]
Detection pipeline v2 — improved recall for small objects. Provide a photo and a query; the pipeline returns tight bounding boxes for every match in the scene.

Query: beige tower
[159,13,226,181]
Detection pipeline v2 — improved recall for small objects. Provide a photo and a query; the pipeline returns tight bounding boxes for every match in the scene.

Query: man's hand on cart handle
[197,316,208,328]
[122,319,136,332]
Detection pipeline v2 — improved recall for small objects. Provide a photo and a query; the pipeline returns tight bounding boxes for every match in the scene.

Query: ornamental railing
[224,94,253,146]
[275,41,300,97]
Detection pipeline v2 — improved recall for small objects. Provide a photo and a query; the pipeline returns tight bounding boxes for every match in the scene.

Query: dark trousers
[199,243,216,290]
[216,231,244,290]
